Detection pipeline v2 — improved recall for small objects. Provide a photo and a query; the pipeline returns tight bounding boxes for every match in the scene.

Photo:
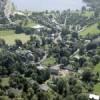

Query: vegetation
[0,0,100,99]
[0,30,30,45]
[94,83,100,95]
[94,63,100,73]
[42,56,56,66]
[81,11,94,17]
[80,23,100,35]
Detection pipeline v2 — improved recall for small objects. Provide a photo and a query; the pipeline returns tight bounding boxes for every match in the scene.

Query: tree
[62,28,70,37]
[68,77,77,85]
[0,39,6,47]
[98,22,100,29]
[82,69,95,82]
[72,32,79,39]
[79,57,86,67]
[8,89,16,99]
[72,84,82,94]
[83,0,100,10]
[15,39,23,47]
[15,25,23,34]
[86,42,97,50]
[82,6,86,13]
[77,94,88,100]
[56,78,66,94]
[65,95,75,100]
[37,91,50,100]
[60,57,69,66]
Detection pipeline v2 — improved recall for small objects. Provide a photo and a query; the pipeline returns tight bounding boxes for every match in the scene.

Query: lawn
[1,77,10,86]
[80,23,100,35]
[93,63,100,95]
[23,19,37,28]
[81,11,94,18]
[0,30,30,45]
[94,63,100,73]
[42,56,56,66]
[94,83,100,95]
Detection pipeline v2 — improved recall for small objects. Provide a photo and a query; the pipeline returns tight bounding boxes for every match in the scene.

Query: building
[14,11,25,16]
[39,84,49,91]
[50,65,61,75]
[31,25,45,32]
[37,65,46,71]
[89,94,100,100]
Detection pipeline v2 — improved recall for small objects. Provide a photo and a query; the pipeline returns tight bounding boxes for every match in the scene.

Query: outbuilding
[89,94,100,100]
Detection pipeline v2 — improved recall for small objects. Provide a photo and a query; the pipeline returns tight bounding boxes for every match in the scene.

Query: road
[54,32,62,44]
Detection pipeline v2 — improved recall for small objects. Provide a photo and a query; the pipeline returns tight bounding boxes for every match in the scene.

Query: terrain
[0,0,100,100]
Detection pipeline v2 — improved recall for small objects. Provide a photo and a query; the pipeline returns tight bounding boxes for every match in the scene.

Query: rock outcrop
[0,0,12,18]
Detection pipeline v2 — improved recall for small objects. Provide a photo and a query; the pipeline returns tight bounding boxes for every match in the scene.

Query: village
[0,0,100,100]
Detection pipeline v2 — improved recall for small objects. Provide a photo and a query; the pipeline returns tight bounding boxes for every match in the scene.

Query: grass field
[80,23,100,35]
[42,56,56,66]
[81,11,94,18]
[94,63,100,73]
[0,30,30,45]
[94,83,100,95]
[93,63,100,95]
[23,19,37,28]
[1,77,10,86]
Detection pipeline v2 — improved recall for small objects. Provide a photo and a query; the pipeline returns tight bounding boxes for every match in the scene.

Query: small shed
[89,94,100,100]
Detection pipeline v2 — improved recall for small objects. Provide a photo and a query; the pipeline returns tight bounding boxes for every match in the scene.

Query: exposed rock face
[0,0,12,18]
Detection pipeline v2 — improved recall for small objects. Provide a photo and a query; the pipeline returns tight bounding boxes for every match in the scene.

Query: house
[50,65,61,75]
[89,94,100,100]
[31,24,45,32]
[62,64,74,71]
[37,65,46,71]
[39,84,49,91]
[14,11,25,16]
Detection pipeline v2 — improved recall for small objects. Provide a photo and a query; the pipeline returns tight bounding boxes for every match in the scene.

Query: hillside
[80,23,100,35]
[0,0,12,17]
[0,30,30,45]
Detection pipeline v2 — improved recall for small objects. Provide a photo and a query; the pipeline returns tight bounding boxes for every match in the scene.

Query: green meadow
[80,23,100,35]
[0,30,30,45]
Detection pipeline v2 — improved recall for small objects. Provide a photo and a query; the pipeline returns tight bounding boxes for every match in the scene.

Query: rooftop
[32,25,45,29]
[89,94,100,100]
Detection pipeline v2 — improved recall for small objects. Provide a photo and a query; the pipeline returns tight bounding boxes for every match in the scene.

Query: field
[94,63,100,73]
[42,56,56,66]
[80,23,100,35]
[94,83,100,95]
[93,63,100,95]
[0,30,30,45]
[23,19,37,28]
[1,77,10,86]
[81,11,94,18]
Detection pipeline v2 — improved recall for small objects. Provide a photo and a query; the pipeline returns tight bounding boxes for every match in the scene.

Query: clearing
[0,30,30,45]
[80,23,100,35]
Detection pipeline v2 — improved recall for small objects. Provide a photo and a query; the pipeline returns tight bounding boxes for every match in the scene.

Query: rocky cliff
[0,0,13,24]
[0,0,12,18]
